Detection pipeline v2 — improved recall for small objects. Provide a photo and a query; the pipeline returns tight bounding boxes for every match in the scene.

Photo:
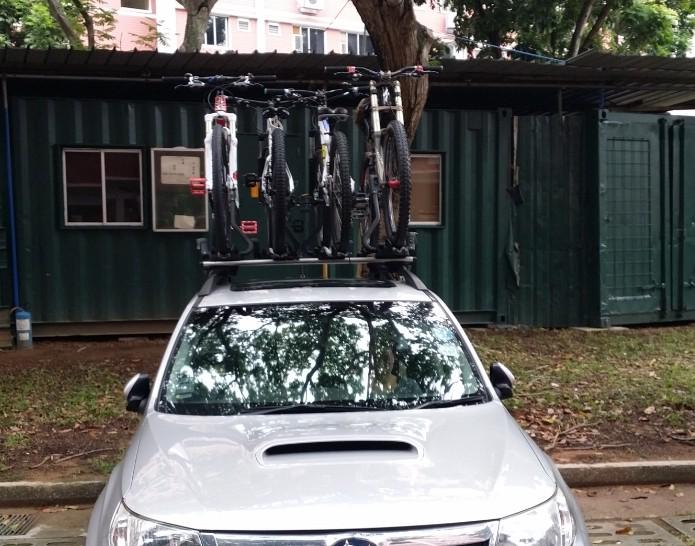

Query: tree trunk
[45,0,83,48]
[72,0,95,48]
[568,0,595,57]
[579,0,616,53]
[352,0,435,142]
[177,0,218,52]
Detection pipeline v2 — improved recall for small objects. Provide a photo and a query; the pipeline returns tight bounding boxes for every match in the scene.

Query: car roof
[197,278,431,308]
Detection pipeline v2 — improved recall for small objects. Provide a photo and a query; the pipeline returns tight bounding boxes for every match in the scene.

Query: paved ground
[0,487,694,546]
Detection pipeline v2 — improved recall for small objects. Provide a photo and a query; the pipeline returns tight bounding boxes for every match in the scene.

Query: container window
[63,149,143,226]
[268,22,280,35]
[151,148,208,232]
[238,18,250,32]
[410,153,442,226]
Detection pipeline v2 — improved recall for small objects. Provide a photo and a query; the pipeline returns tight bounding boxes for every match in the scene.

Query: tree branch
[579,0,616,53]
[72,0,95,48]
[45,0,82,48]
[569,0,596,57]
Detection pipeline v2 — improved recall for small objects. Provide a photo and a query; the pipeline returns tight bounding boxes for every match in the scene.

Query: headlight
[497,489,575,546]
[110,502,202,546]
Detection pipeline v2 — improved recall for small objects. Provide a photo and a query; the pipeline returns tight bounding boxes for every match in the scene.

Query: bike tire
[270,127,289,255]
[358,161,380,254]
[328,130,353,255]
[382,119,412,248]
[211,123,232,256]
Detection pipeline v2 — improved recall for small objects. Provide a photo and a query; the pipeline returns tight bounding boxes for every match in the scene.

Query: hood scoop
[259,440,421,465]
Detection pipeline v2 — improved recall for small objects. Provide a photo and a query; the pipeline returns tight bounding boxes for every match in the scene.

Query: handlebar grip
[161,76,188,82]
[251,75,277,81]
[264,88,288,96]
[324,66,346,72]
[423,65,443,73]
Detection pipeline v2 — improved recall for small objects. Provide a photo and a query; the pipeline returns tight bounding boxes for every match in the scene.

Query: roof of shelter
[3,47,695,112]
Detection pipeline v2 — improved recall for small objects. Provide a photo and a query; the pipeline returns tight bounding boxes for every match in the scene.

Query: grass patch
[3,432,29,449]
[470,325,695,448]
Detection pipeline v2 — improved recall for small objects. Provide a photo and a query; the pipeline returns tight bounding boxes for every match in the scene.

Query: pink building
[103,0,464,58]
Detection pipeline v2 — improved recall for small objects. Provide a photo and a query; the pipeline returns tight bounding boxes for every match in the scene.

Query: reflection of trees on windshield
[160,302,483,414]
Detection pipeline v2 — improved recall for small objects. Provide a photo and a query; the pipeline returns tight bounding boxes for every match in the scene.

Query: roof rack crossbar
[202,256,415,269]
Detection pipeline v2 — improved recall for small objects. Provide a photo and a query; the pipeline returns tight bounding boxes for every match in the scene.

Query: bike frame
[203,110,239,208]
[362,78,405,250]
[260,115,295,203]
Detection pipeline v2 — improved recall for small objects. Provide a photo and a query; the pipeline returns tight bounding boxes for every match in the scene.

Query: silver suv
[88,270,588,546]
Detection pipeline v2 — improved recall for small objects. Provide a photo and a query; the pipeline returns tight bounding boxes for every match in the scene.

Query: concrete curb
[558,460,695,488]
[0,461,694,506]
[0,480,105,507]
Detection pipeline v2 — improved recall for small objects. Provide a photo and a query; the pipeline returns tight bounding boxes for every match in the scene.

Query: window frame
[343,31,373,56]
[62,147,144,228]
[120,0,150,12]
[237,18,250,32]
[204,15,229,47]
[293,26,325,53]
[151,147,208,233]
[409,152,444,228]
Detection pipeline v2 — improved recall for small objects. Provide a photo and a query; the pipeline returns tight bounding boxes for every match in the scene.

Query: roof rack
[201,256,415,268]
[197,255,426,296]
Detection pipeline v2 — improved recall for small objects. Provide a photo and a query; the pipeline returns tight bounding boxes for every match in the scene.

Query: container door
[675,119,695,313]
[598,114,664,321]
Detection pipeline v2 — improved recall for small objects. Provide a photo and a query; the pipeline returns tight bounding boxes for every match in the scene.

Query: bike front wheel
[269,127,289,256]
[327,130,352,255]
[381,119,412,249]
[211,123,233,256]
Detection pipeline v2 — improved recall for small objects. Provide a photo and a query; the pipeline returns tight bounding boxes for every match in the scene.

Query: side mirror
[124,373,150,413]
[490,362,515,400]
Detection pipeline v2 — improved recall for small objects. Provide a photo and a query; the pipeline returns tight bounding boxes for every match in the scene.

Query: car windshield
[158,300,487,415]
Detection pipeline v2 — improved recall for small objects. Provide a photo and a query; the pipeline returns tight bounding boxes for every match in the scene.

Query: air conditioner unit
[298,0,323,14]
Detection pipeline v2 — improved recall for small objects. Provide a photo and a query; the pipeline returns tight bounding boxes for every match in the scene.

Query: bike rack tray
[202,256,415,269]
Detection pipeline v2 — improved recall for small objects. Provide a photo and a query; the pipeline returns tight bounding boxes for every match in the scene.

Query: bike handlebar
[169,73,277,88]
[324,65,442,80]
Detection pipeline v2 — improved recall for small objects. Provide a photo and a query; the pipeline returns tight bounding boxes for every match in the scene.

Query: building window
[293,26,324,53]
[343,32,374,55]
[237,18,250,32]
[121,0,149,9]
[268,22,280,35]
[63,149,143,226]
[151,149,208,232]
[410,153,442,225]
[205,16,228,47]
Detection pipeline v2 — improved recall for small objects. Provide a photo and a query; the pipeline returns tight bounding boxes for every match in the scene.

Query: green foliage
[0,0,116,48]
[439,0,695,58]
[129,19,170,49]
[0,0,70,47]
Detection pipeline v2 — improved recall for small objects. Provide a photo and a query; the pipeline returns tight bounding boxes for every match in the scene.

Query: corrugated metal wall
[410,109,511,323]
[512,114,594,327]
[11,97,212,325]
[11,88,695,330]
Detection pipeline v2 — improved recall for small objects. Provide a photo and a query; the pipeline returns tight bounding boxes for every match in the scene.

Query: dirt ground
[0,332,693,482]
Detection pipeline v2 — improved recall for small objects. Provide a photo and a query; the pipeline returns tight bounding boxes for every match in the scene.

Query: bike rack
[202,256,415,268]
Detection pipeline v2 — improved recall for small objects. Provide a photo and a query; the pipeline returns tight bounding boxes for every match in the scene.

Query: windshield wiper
[240,404,386,415]
[414,394,488,409]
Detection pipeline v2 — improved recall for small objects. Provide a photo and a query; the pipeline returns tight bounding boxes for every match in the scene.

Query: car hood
[123,402,555,531]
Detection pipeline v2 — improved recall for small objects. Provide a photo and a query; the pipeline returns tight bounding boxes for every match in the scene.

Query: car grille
[201,522,496,546]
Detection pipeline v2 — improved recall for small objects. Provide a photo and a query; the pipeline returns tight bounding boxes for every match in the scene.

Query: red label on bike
[189,177,206,196]
[240,220,258,235]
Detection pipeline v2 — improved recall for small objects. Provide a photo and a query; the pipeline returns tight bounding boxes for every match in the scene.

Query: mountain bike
[238,95,297,258]
[325,65,440,255]
[174,73,275,259]
[265,87,353,258]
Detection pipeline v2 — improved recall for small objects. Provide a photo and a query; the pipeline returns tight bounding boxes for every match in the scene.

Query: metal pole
[2,75,20,309]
